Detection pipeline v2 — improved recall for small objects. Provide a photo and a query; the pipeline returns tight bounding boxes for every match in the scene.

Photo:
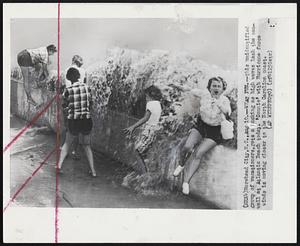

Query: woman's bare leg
[173,129,201,177]
[58,141,70,170]
[35,63,44,86]
[179,128,201,167]
[20,66,37,105]
[58,132,73,170]
[82,145,96,176]
[184,138,217,184]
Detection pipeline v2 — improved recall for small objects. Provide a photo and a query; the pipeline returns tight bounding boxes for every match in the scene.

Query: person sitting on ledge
[172,76,233,195]
[17,44,57,106]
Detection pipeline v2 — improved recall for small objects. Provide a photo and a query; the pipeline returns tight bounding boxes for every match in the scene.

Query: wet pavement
[9,115,218,209]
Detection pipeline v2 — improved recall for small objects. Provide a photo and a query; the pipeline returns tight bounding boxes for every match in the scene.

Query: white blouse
[190,89,231,126]
[146,100,162,126]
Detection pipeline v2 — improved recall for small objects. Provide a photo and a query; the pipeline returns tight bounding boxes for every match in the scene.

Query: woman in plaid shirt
[58,67,97,177]
[61,55,87,161]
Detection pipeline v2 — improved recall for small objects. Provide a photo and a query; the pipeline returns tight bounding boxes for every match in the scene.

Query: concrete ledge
[10,78,238,209]
[10,78,58,130]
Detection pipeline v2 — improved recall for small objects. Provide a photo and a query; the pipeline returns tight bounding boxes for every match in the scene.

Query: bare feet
[89,170,97,177]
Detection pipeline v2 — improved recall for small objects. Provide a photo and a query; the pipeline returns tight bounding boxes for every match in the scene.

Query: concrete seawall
[10,78,58,130]
[10,78,238,209]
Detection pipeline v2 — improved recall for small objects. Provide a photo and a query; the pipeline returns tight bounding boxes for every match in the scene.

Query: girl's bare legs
[20,66,37,106]
[184,138,217,184]
[58,132,73,170]
[82,144,96,177]
[179,129,201,166]
[35,63,47,86]
[136,150,148,173]
[173,128,201,176]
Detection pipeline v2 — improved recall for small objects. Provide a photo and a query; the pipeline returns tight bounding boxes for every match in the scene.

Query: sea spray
[85,47,238,142]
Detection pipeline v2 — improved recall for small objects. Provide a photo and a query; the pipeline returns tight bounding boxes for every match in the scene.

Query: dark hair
[66,67,80,83]
[207,76,227,91]
[145,85,162,101]
[46,44,57,53]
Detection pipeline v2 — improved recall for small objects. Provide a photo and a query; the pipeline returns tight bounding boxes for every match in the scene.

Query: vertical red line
[55,2,61,243]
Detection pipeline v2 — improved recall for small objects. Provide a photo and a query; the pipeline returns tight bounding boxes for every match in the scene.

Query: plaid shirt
[62,81,93,120]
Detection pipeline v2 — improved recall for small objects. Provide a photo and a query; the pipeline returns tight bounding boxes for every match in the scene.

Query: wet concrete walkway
[10,115,218,209]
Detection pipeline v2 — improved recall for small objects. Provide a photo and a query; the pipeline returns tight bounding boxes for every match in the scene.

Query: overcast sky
[11,18,237,71]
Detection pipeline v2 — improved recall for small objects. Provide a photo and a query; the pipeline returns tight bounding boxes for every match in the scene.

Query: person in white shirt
[124,85,162,173]
[17,44,57,106]
[61,55,87,161]
[172,77,233,195]
[64,55,87,87]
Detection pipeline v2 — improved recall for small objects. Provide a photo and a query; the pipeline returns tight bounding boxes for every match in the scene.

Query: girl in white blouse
[124,85,162,173]
[172,77,232,195]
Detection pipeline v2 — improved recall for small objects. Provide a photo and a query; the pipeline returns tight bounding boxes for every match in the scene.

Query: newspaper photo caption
[239,18,275,210]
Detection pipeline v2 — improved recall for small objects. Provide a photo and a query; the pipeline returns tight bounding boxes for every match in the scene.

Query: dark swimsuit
[17,50,34,67]
[193,115,223,144]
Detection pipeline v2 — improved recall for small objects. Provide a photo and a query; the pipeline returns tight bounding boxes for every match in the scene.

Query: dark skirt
[17,50,33,67]
[193,115,223,144]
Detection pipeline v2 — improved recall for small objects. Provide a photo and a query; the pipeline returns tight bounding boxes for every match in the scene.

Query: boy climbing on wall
[17,44,57,106]
[58,67,97,177]
[124,85,163,173]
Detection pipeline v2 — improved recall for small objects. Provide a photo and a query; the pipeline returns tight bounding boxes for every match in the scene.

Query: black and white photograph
[3,3,296,244]
[9,17,238,209]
